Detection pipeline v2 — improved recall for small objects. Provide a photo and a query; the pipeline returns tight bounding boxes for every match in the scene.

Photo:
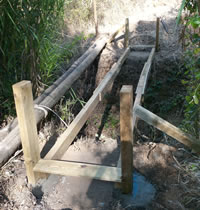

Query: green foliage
[0,0,75,122]
[145,71,184,116]
[58,88,86,125]
[178,0,200,139]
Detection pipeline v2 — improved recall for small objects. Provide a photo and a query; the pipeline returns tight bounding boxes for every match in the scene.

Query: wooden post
[120,85,133,194]
[155,17,160,52]
[124,18,129,48]
[93,0,98,36]
[13,81,44,185]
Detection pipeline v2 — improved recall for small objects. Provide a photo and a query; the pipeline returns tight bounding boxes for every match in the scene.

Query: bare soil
[1,1,200,210]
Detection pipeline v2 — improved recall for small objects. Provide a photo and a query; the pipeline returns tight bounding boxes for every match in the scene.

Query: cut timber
[34,159,121,182]
[45,47,130,160]
[120,86,133,194]
[12,81,44,185]
[136,48,155,95]
[130,45,155,51]
[0,36,107,168]
[135,105,200,154]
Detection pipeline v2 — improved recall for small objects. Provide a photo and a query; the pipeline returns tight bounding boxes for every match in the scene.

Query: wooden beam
[120,85,133,194]
[34,159,121,182]
[155,17,160,52]
[12,81,44,185]
[136,48,155,95]
[93,0,98,36]
[134,105,200,154]
[130,45,155,51]
[124,18,129,48]
[45,47,130,160]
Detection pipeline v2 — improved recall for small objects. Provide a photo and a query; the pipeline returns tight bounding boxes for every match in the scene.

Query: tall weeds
[0,0,65,120]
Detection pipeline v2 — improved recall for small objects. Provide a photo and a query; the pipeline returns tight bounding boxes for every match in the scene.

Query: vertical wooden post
[124,18,129,48]
[120,85,133,194]
[155,17,160,52]
[93,0,98,36]
[13,81,43,185]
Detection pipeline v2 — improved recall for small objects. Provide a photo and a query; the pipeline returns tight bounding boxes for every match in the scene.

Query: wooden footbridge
[11,18,200,194]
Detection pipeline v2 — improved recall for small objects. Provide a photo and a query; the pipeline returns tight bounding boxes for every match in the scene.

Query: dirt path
[2,1,200,210]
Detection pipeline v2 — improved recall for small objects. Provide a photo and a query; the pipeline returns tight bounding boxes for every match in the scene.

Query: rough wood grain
[120,85,133,194]
[136,48,155,95]
[34,159,121,182]
[12,81,43,185]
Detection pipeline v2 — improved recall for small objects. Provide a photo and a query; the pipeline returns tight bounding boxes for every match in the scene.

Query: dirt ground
[1,0,200,210]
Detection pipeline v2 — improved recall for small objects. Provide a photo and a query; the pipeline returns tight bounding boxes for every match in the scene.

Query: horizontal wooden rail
[134,105,200,154]
[136,47,155,95]
[34,159,121,182]
[45,47,130,160]
[130,45,155,51]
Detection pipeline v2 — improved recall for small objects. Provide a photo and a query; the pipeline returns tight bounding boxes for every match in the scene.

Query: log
[0,36,108,167]
[34,159,121,182]
[134,105,200,153]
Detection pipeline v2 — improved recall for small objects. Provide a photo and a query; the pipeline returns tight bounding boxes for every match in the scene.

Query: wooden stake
[124,18,129,48]
[120,85,133,194]
[155,17,160,52]
[93,0,98,36]
[12,81,43,185]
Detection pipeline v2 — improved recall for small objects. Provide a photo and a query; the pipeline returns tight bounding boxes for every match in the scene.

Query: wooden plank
[34,159,121,182]
[124,18,129,48]
[134,105,200,154]
[155,17,160,52]
[45,47,130,160]
[130,45,155,51]
[12,81,44,185]
[136,48,155,95]
[93,0,98,36]
[120,85,133,194]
